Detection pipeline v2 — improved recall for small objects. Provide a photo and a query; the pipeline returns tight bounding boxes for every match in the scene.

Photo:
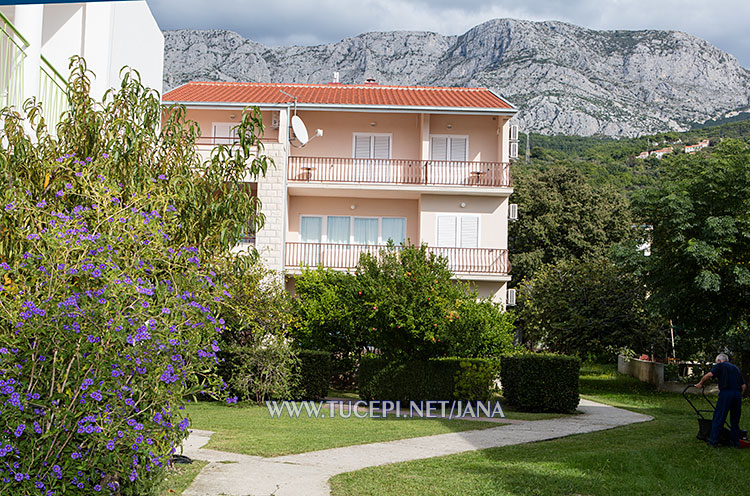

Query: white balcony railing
[0,11,28,112]
[285,242,510,276]
[288,156,512,188]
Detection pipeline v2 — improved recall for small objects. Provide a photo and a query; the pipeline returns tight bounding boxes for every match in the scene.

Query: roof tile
[163,82,514,110]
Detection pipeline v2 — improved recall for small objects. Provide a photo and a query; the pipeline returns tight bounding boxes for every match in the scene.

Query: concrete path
[181,399,652,496]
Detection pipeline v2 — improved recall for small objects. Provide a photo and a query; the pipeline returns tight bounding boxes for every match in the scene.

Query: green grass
[156,460,208,496]
[329,368,750,496]
[185,401,500,457]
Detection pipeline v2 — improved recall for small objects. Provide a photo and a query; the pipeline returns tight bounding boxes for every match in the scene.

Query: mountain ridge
[162,18,750,137]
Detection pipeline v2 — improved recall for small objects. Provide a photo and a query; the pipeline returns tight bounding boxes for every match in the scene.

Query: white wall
[3,1,164,104]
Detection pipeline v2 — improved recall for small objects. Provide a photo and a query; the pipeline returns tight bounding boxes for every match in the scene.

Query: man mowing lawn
[695,353,747,448]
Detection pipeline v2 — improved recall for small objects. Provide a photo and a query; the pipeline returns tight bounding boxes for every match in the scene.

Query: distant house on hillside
[636,151,650,159]
[651,147,673,159]
[684,139,709,154]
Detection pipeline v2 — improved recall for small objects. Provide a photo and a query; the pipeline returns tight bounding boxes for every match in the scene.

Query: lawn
[156,460,208,496]
[329,365,750,496]
[185,401,501,457]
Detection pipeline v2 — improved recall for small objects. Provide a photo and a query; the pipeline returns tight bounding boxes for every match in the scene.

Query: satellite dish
[291,115,309,146]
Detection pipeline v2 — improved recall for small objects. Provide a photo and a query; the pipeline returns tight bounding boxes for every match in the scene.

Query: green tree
[518,258,662,358]
[634,140,750,367]
[293,244,514,361]
[509,164,634,284]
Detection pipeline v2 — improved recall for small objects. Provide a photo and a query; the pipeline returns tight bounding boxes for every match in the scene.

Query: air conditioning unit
[507,288,517,307]
[271,111,280,129]
[509,142,519,159]
[508,203,518,221]
[510,124,519,141]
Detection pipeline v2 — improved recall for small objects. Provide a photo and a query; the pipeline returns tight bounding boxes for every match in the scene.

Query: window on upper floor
[430,135,468,161]
[353,133,392,159]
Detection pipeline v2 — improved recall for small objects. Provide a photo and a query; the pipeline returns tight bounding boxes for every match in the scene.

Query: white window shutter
[510,125,519,141]
[354,135,371,159]
[459,216,479,248]
[437,216,457,247]
[373,135,391,159]
[508,203,518,221]
[449,137,468,161]
[430,137,448,161]
[510,142,519,159]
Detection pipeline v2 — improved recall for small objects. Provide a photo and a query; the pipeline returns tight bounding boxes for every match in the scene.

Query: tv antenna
[280,89,323,147]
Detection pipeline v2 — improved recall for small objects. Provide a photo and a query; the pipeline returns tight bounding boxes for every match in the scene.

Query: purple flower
[178,417,190,431]
[14,424,25,437]
[161,308,170,314]
[102,153,109,159]
[4,203,13,211]
[56,190,64,197]
[106,440,115,451]
[65,183,73,189]
[141,301,149,308]
[90,390,103,401]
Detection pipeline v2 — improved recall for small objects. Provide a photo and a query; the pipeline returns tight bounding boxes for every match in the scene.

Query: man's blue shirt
[710,361,746,392]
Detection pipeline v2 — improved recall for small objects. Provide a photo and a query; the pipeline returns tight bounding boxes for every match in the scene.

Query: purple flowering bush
[0,57,275,495]
[0,157,235,494]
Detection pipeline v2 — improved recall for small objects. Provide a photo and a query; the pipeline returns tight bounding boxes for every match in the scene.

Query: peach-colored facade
[167,84,517,306]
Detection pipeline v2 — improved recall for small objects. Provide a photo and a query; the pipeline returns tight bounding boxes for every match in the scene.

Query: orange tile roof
[163,82,515,112]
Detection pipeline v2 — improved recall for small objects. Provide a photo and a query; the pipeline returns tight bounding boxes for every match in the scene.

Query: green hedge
[500,353,580,413]
[293,350,332,400]
[358,357,499,402]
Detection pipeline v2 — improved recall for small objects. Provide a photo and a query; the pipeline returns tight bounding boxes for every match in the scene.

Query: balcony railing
[288,156,512,188]
[39,55,68,129]
[0,11,28,112]
[285,242,509,275]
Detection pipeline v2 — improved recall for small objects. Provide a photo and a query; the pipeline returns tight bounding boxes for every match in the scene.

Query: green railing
[0,11,28,112]
[39,54,69,129]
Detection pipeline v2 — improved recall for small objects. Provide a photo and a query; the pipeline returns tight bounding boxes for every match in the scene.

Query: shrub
[293,350,332,400]
[500,354,580,413]
[0,57,272,494]
[293,245,515,363]
[218,337,300,404]
[358,357,499,402]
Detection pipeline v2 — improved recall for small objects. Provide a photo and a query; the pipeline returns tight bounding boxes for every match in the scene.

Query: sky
[147,0,750,68]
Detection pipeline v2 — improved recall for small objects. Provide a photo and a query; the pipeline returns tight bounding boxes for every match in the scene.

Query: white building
[0,1,163,127]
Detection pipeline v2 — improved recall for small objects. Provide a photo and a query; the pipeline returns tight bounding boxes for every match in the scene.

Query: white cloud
[147,0,750,66]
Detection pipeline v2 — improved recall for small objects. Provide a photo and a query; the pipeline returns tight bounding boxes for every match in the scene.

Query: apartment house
[684,139,709,154]
[0,1,163,128]
[163,81,518,306]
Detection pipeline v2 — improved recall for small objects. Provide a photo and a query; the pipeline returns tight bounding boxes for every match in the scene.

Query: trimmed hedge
[294,350,332,400]
[358,357,500,402]
[500,353,580,413]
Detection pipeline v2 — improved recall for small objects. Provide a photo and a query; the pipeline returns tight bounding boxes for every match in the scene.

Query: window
[299,216,406,245]
[430,135,468,161]
[353,134,392,159]
[436,215,479,248]
[212,122,238,145]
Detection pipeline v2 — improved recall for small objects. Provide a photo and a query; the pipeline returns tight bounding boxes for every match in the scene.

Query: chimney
[333,71,339,83]
[364,78,378,85]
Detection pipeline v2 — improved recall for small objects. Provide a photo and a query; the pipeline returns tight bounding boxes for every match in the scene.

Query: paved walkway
[181,399,652,496]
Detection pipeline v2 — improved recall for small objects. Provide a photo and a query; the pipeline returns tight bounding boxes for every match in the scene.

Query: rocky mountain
[163,19,750,137]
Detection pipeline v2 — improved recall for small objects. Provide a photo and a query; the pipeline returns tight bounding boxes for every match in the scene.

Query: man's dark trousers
[709,390,742,446]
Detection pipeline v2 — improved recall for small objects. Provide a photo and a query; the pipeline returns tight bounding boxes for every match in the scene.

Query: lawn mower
[682,385,748,447]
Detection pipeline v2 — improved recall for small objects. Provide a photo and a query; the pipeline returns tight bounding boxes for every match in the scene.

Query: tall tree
[509,163,633,284]
[634,140,750,366]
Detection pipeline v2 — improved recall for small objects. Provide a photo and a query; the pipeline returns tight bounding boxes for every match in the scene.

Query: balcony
[288,156,512,188]
[285,242,509,276]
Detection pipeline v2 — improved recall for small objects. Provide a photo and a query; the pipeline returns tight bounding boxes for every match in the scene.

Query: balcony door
[353,133,392,182]
[300,216,322,265]
[430,135,468,185]
[327,216,351,267]
[212,122,238,145]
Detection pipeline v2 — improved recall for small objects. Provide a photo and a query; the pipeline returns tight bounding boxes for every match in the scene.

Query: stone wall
[617,355,664,387]
[254,142,287,273]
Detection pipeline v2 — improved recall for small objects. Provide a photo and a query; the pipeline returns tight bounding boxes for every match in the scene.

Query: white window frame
[429,134,469,161]
[435,214,481,248]
[352,133,393,159]
[299,215,406,245]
